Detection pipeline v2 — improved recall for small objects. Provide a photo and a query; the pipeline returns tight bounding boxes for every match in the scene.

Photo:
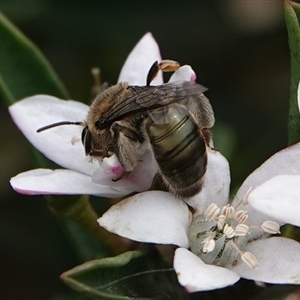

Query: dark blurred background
[0,1,292,299]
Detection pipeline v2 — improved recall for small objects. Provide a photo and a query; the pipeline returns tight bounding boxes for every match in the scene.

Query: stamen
[223,224,235,239]
[234,210,248,223]
[242,186,253,205]
[71,135,81,145]
[217,215,226,230]
[220,204,235,218]
[205,203,220,221]
[203,234,216,253]
[241,252,258,269]
[261,221,280,234]
[235,224,249,236]
[227,240,258,268]
[232,187,253,211]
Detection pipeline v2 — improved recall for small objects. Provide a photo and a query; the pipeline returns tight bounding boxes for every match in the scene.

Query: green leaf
[0,12,109,262]
[61,248,189,300]
[58,215,110,262]
[285,0,300,145]
[0,11,69,105]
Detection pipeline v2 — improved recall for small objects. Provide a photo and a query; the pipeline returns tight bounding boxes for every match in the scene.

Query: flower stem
[46,195,135,256]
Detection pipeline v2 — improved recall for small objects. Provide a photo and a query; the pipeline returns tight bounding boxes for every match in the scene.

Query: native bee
[38,60,215,198]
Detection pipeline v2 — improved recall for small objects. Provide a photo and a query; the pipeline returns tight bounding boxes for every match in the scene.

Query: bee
[37,60,215,198]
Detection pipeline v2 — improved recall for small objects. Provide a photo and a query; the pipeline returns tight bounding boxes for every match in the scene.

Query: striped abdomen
[145,104,207,198]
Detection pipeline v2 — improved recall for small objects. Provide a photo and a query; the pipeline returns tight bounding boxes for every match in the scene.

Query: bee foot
[111,171,131,182]
[112,177,122,182]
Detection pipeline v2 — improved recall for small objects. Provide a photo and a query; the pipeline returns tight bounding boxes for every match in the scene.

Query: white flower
[9,33,199,198]
[98,142,300,292]
[9,33,162,197]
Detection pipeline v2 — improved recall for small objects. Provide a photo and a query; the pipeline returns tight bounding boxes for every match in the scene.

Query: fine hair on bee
[37,60,215,198]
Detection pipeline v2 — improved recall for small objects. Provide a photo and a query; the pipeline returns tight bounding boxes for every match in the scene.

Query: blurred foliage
[0,11,68,105]
[285,0,300,145]
[0,1,294,299]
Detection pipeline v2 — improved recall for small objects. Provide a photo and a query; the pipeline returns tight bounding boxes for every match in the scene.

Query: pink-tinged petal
[10,169,131,198]
[169,65,196,83]
[185,149,230,213]
[9,95,92,176]
[117,33,163,86]
[233,142,300,225]
[174,248,240,292]
[229,237,300,284]
[98,191,191,248]
[247,175,300,227]
[92,149,157,193]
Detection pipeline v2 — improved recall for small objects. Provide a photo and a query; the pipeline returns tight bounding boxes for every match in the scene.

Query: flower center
[188,203,280,269]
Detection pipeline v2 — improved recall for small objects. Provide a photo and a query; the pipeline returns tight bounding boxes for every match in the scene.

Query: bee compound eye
[81,127,87,144]
[81,127,92,155]
[95,120,102,129]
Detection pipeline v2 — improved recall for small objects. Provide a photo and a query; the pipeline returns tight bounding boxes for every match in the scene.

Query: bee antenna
[37,121,83,133]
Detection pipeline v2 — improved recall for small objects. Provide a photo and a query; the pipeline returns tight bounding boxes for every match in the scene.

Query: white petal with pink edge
[92,149,157,193]
[169,65,197,83]
[10,168,132,197]
[98,191,191,248]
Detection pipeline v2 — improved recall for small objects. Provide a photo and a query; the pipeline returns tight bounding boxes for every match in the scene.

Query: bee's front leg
[110,120,144,173]
[105,144,115,157]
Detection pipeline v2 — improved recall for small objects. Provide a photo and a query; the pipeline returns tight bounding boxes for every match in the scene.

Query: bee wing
[135,81,207,107]
[101,81,209,123]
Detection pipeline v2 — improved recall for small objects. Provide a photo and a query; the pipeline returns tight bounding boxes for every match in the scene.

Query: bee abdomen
[146,105,207,198]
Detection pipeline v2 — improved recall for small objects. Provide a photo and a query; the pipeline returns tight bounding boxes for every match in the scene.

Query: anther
[205,203,220,221]
[241,252,258,269]
[234,210,248,223]
[223,224,235,239]
[71,135,81,145]
[217,215,226,230]
[220,204,235,218]
[235,224,249,236]
[261,221,280,234]
[203,237,216,253]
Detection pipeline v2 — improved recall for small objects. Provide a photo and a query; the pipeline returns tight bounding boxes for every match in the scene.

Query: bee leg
[201,128,219,151]
[105,145,115,157]
[111,171,131,182]
[146,59,181,86]
[146,61,159,86]
[201,128,213,147]
[110,121,144,172]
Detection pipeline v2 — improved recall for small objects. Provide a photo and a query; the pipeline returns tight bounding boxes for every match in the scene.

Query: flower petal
[10,168,131,197]
[174,248,240,292]
[185,149,230,213]
[117,32,163,86]
[98,191,191,248]
[247,175,300,227]
[169,65,197,83]
[232,142,300,225]
[9,95,92,175]
[229,237,300,284]
[92,149,157,193]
